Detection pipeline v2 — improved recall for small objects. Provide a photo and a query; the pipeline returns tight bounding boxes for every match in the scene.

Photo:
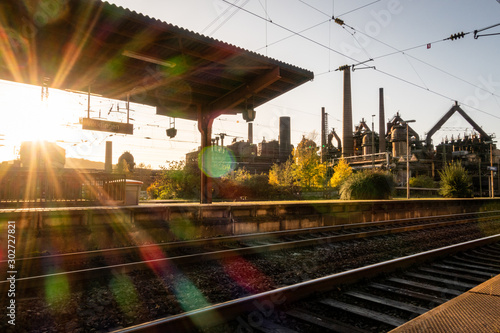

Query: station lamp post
[492,142,494,198]
[486,141,497,198]
[405,120,416,199]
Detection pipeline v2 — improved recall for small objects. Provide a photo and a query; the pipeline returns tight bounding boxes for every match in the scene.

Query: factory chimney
[248,122,253,144]
[105,141,112,173]
[279,116,291,161]
[379,88,386,153]
[342,67,354,157]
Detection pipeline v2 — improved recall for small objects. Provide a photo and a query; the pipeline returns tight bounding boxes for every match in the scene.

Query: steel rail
[0,214,497,297]
[111,234,500,332]
[2,210,498,276]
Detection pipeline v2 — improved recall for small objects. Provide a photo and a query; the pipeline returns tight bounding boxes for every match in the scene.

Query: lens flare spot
[138,244,171,274]
[174,276,209,312]
[45,273,70,309]
[160,55,189,77]
[198,146,236,178]
[169,218,198,241]
[25,0,70,26]
[222,257,272,294]
[103,57,126,80]
[110,274,139,317]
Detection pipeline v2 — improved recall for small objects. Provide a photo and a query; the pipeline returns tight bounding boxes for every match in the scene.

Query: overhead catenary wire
[335,24,500,101]
[201,0,249,35]
[254,19,331,53]
[474,22,500,39]
[336,0,382,17]
[242,0,500,116]
[297,0,382,18]
[374,67,500,121]
[221,0,362,63]
[6,5,499,166]
[81,5,500,143]
[299,3,496,98]
[306,11,500,108]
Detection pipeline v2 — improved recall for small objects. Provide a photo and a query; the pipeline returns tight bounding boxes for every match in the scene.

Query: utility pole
[491,142,494,198]
[405,120,416,199]
[321,107,327,163]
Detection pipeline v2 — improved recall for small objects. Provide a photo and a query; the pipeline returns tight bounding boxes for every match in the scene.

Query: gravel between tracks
[4,221,500,333]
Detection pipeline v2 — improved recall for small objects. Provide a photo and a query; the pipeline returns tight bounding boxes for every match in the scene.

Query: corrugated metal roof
[0,0,313,120]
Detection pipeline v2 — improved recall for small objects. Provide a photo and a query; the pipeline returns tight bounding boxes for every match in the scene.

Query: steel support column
[198,109,216,204]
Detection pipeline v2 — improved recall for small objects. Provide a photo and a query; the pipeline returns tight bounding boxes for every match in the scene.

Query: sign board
[487,166,498,171]
[82,118,133,135]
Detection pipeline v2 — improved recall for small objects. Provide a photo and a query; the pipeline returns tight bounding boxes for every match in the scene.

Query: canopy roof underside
[0,0,314,120]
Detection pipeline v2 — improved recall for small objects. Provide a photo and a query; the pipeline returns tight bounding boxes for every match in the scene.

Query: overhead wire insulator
[449,32,465,40]
[337,64,351,71]
[333,17,344,26]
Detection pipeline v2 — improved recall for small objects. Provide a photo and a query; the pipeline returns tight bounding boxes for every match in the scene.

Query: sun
[0,80,79,161]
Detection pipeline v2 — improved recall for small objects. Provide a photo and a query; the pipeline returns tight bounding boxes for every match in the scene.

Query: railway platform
[391,273,500,332]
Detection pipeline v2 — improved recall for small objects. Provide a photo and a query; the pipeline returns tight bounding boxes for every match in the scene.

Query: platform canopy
[0,0,313,120]
[0,0,313,203]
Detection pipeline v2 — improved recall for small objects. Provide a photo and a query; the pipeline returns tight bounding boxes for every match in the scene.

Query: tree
[147,161,200,200]
[438,161,472,198]
[117,151,135,172]
[292,136,327,189]
[213,168,276,201]
[115,159,131,177]
[329,158,352,189]
[134,163,154,191]
[116,151,135,177]
[268,159,299,199]
[269,158,295,187]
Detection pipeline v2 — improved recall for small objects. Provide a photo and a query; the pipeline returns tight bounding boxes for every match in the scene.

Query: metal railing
[329,152,391,167]
[0,168,125,207]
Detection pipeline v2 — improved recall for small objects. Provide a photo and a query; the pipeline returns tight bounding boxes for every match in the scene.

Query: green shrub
[340,170,395,200]
[409,175,437,188]
[215,168,278,201]
[438,162,472,198]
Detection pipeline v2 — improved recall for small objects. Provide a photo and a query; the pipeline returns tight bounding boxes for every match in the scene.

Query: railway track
[286,242,500,332]
[1,211,499,295]
[113,235,500,333]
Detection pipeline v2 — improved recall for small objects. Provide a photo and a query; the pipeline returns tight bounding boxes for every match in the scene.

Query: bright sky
[1,0,500,169]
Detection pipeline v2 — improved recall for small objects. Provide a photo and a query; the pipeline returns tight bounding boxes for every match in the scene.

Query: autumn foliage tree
[268,136,328,195]
[269,159,295,187]
[147,161,200,200]
[215,168,274,200]
[268,159,298,199]
[329,158,353,189]
[292,136,327,189]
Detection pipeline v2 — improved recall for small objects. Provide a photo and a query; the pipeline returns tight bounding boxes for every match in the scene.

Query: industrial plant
[186,67,499,197]
[186,116,294,174]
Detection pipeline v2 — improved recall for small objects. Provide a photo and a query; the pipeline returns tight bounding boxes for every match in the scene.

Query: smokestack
[321,107,326,163]
[248,122,253,144]
[342,68,354,157]
[279,116,291,160]
[105,141,112,173]
[379,88,386,153]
